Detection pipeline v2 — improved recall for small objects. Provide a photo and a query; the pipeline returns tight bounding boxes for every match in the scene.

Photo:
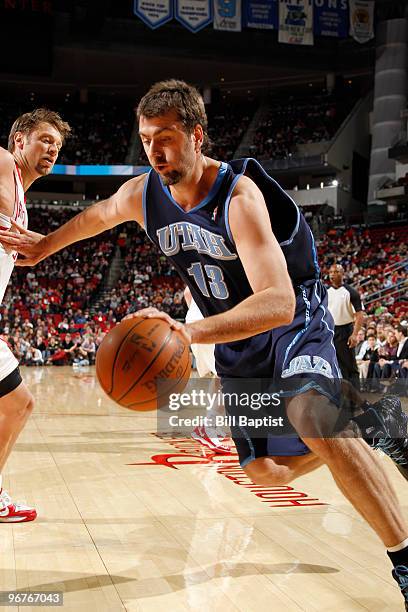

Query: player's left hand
[347,333,358,348]
[123,308,192,345]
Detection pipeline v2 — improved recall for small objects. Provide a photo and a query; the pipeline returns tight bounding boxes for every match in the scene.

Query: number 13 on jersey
[187,262,229,300]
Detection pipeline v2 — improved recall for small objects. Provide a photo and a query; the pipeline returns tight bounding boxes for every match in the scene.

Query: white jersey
[185,298,216,377]
[0,164,27,304]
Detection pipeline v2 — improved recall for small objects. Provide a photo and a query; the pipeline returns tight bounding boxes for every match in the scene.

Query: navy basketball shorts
[221,281,342,468]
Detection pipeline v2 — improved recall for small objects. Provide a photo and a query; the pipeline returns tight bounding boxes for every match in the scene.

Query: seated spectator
[74,333,96,366]
[354,329,367,359]
[45,337,62,365]
[386,325,408,394]
[371,330,399,391]
[61,333,79,365]
[356,334,378,390]
[58,317,70,332]
[26,345,44,367]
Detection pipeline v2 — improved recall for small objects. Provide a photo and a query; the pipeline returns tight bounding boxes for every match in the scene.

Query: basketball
[96,317,191,410]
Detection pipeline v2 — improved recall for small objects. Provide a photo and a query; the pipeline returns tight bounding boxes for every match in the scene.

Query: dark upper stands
[0,91,134,165]
[249,89,356,160]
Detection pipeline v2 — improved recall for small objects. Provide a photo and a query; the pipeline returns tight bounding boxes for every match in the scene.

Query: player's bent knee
[243,458,293,486]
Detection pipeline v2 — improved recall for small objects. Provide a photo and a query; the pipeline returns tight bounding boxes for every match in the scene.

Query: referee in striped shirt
[328,264,365,386]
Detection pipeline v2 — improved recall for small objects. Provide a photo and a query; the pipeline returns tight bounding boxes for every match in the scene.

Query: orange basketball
[96,317,191,411]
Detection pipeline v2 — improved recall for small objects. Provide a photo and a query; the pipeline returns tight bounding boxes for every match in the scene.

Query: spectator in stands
[74,333,96,367]
[385,325,408,395]
[45,337,61,365]
[356,335,379,390]
[58,317,70,332]
[371,330,399,391]
[354,329,367,358]
[26,345,44,367]
[61,333,78,365]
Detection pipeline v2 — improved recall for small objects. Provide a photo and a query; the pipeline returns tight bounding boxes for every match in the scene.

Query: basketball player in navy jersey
[2,80,408,605]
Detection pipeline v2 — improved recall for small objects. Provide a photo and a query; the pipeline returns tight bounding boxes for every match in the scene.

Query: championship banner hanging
[349,0,374,44]
[175,0,213,32]
[279,0,314,45]
[314,0,348,38]
[214,0,242,32]
[133,0,173,29]
[244,0,278,30]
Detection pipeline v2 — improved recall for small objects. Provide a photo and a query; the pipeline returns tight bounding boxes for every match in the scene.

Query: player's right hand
[123,308,192,345]
[0,219,47,266]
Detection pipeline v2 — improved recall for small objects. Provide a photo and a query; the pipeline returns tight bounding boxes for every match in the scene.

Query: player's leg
[243,452,324,486]
[287,389,408,607]
[187,304,232,454]
[0,364,37,523]
[230,423,324,485]
[0,374,34,472]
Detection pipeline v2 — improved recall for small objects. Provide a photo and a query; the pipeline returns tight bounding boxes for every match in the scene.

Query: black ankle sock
[351,407,382,438]
[387,546,408,568]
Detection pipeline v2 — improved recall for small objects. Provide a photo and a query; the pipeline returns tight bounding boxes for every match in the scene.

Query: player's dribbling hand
[123,308,192,345]
[0,219,46,266]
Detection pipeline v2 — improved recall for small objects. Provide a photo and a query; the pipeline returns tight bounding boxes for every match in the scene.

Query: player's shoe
[192,426,232,454]
[391,565,408,610]
[0,489,37,523]
[360,396,408,481]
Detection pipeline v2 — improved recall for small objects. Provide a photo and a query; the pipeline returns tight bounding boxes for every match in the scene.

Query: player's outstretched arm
[0,174,146,266]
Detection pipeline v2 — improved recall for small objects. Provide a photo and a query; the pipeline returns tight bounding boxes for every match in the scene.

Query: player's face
[139,111,198,186]
[19,122,62,176]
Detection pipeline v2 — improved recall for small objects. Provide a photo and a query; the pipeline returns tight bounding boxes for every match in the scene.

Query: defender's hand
[123,308,192,345]
[0,219,47,266]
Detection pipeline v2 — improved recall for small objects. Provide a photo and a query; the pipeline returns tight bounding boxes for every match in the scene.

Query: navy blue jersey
[143,158,325,378]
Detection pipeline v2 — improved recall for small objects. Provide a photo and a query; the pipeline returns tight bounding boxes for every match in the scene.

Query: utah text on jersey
[156,222,238,260]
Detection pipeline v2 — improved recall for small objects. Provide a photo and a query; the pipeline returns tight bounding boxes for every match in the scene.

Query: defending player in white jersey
[184,287,232,454]
[0,109,70,522]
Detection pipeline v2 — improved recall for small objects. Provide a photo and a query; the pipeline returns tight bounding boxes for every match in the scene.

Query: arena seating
[319,224,408,320]
[249,89,356,160]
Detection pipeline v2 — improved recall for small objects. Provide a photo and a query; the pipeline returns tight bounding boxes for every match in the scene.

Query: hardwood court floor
[1,366,407,611]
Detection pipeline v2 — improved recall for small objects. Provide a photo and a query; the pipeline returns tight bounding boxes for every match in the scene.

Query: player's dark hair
[8,108,71,152]
[137,79,210,153]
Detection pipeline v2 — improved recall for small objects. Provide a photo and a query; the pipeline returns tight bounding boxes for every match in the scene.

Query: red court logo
[129,434,326,508]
